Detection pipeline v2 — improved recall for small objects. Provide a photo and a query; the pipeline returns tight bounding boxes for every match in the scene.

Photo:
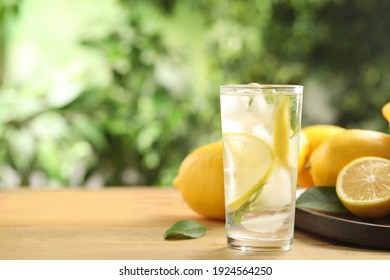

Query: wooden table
[0,187,388,260]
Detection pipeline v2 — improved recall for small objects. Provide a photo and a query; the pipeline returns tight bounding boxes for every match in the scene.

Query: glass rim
[220,84,303,90]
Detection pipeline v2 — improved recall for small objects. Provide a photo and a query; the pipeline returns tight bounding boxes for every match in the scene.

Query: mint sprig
[230,184,265,223]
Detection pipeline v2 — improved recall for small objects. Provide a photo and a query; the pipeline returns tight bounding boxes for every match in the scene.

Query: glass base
[227,236,293,252]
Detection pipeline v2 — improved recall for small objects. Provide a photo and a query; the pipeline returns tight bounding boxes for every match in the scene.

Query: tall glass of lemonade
[220,84,303,252]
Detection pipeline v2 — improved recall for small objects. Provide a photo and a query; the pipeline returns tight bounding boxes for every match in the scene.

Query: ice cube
[241,212,291,233]
[221,120,243,133]
[252,124,272,146]
[249,95,271,117]
[223,114,260,134]
[287,134,300,172]
[256,166,292,209]
[248,95,274,131]
[221,95,250,120]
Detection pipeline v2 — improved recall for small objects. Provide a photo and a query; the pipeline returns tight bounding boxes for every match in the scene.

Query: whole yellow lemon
[302,124,345,154]
[382,102,390,125]
[298,132,310,174]
[298,124,345,188]
[310,129,390,186]
[173,141,225,220]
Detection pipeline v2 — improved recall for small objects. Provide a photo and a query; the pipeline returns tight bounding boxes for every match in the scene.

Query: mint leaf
[248,96,254,109]
[231,184,265,223]
[163,220,208,240]
[296,186,349,213]
[290,95,301,137]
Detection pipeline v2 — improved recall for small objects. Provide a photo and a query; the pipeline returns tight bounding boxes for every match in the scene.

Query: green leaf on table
[163,220,208,240]
[296,186,349,213]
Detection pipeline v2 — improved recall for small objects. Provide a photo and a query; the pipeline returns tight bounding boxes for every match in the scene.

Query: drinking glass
[220,84,303,252]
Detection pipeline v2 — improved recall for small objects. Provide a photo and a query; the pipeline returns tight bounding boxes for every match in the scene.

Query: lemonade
[220,84,303,252]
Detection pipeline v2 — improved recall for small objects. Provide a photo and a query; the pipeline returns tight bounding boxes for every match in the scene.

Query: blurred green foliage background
[0,0,389,188]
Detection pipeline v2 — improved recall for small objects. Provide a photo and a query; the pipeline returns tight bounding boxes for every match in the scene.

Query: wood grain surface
[0,187,388,260]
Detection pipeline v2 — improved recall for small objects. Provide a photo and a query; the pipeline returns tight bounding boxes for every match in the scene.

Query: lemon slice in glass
[336,156,390,218]
[223,132,274,211]
[274,95,291,168]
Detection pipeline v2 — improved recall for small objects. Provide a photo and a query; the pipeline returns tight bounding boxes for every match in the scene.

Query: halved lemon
[336,156,390,218]
[223,132,274,211]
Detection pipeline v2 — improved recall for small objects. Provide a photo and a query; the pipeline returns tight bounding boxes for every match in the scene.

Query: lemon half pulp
[223,132,274,211]
[336,156,390,218]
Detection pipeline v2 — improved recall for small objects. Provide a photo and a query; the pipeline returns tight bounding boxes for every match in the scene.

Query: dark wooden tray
[295,207,390,250]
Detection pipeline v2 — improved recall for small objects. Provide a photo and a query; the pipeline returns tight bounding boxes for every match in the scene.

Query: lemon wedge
[336,156,390,218]
[223,132,274,211]
[274,95,291,168]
